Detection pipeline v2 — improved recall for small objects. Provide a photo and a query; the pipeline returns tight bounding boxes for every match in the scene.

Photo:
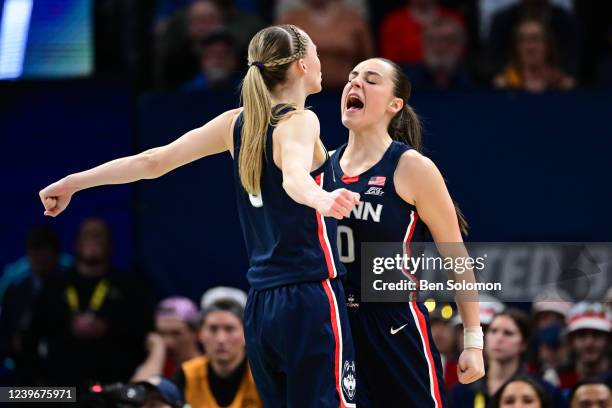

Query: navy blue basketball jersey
[331,141,428,295]
[232,110,345,290]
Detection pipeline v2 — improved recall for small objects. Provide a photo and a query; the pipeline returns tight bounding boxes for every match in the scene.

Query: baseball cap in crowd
[532,290,573,318]
[566,302,612,334]
[201,286,248,310]
[451,294,505,327]
[156,297,200,328]
[137,376,183,408]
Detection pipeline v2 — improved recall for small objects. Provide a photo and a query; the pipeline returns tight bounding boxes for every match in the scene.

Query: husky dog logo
[342,360,356,400]
[346,293,359,308]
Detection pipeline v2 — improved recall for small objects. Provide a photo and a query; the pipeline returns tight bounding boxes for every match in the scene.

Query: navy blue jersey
[331,141,428,295]
[332,141,448,408]
[232,110,345,290]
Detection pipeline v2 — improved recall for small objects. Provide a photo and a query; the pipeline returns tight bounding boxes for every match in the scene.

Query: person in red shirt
[379,0,464,65]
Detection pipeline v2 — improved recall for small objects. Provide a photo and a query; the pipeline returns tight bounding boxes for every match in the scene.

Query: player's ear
[295,58,307,75]
[388,97,403,114]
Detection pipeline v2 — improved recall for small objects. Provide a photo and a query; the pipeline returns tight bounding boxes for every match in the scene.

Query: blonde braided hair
[248,25,308,69]
[239,25,311,194]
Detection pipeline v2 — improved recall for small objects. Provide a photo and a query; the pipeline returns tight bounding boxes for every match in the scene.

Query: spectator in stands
[212,0,264,54]
[0,225,72,302]
[277,0,373,89]
[175,287,262,408]
[406,16,473,91]
[430,303,460,390]
[565,302,612,388]
[0,225,71,383]
[491,375,551,408]
[532,291,572,330]
[450,309,564,408]
[493,18,576,93]
[531,324,572,389]
[379,0,464,66]
[137,376,184,408]
[569,380,612,408]
[488,0,578,74]
[132,297,201,381]
[156,0,225,88]
[22,218,151,389]
[181,30,241,92]
[528,291,573,388]
[153,0,193,34]
[274,0,369,22]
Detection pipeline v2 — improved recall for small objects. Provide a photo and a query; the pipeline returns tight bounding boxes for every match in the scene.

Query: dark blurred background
[0,0,611,406]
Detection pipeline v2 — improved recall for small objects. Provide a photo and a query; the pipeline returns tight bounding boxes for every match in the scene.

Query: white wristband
[464,326,484,349]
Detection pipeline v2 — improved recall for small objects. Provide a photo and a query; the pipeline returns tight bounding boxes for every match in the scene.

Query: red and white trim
[315,173,338,279]
[404,211,443,406]
[322,279,356,408]
[401,211,419,290]
[408,301,443,408]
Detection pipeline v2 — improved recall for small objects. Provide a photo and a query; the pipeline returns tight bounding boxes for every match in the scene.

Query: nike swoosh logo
[390,324,408,335]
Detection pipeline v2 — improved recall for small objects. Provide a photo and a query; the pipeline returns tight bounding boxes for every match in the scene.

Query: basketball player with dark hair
[331,58,485,407]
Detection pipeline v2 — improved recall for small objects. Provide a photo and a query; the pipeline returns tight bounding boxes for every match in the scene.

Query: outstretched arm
[275,110,359,219]
[39,108,241,216]
[395,150,485,384]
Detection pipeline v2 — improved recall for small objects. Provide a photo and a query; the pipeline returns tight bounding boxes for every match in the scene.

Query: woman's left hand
[457,348,485,384]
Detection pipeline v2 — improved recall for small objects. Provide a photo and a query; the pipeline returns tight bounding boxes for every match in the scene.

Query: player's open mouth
[346,94,364,112]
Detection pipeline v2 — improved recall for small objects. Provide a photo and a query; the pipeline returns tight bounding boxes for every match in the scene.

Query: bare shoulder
[224,108,243,153]
[396,149,441,180]
[225,107,243,122]
[275,109,320,138]
[395,150,445,205]
[279,109,319,125]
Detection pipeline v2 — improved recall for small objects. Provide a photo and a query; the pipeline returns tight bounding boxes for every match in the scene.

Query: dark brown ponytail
[380,58,469,235]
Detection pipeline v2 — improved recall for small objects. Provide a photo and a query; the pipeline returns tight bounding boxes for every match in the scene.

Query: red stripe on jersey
[404,211,419,258]
[322,280,347,408]
[402,211,420,290]
[315,174,337,279]
[412,301,444,407]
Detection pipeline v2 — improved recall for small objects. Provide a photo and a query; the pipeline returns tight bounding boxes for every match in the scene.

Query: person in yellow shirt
[175,289,262,408]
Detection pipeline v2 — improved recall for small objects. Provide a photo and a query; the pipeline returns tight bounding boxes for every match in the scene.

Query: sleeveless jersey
[232,110,345,290]
[330,141,428,295]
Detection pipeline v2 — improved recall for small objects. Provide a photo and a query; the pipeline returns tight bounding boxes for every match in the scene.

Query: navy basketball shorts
[348,301,448,408]
[244,278,357,408]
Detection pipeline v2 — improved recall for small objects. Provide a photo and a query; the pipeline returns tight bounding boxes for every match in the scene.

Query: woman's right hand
[315,188,360,220]
[39,177,75,217]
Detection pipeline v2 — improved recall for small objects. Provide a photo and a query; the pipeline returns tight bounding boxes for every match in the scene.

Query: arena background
[3,83,612,298]
[0,0,611,405]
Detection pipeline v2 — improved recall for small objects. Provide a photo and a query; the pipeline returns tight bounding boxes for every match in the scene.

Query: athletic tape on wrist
[464,326,484,349]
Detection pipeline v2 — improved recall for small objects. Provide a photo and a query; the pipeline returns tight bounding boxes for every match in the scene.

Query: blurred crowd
[94,0,612,93]
[1,221,611,407]
[0,221,260,407]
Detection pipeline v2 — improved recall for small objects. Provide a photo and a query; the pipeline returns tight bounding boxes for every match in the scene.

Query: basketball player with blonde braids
[39,25,359,407]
